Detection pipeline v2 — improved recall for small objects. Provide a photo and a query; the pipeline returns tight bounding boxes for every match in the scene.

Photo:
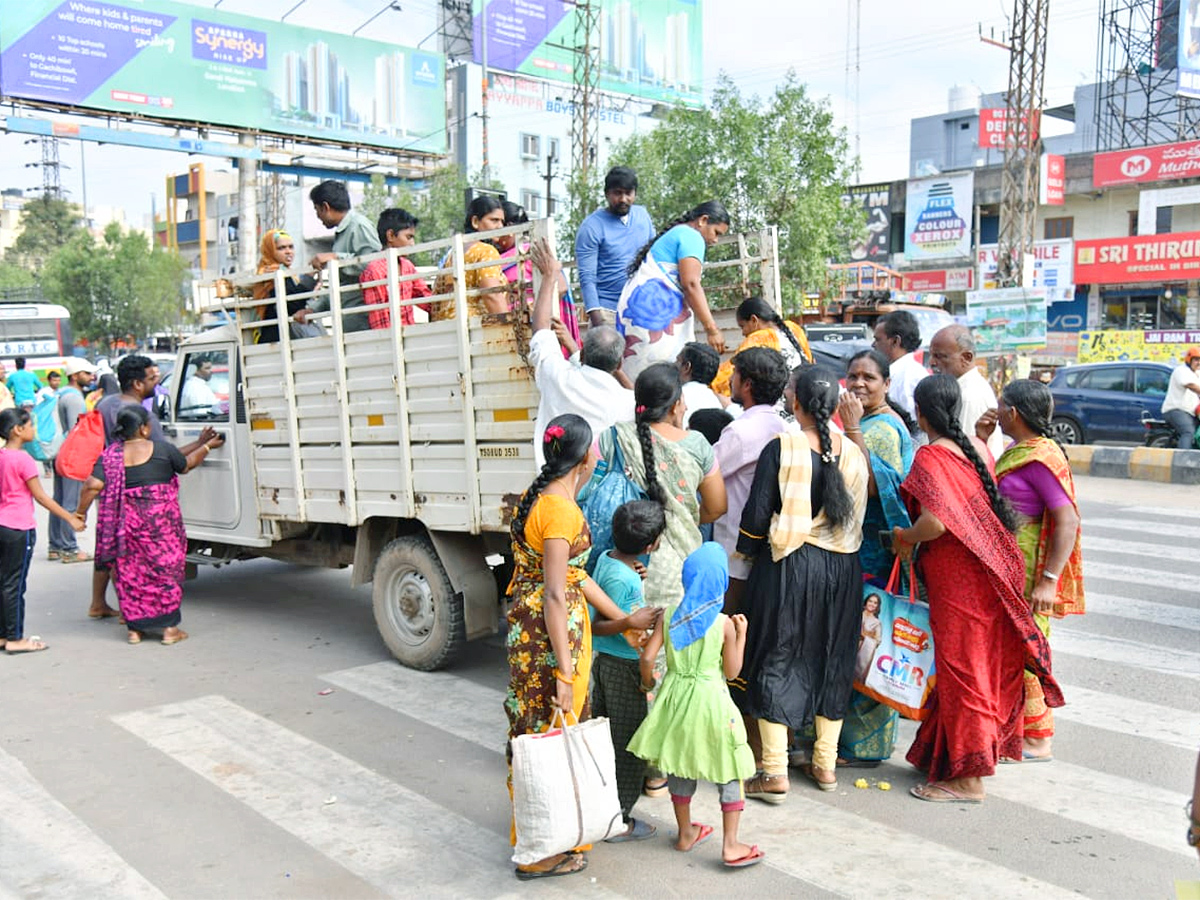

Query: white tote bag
[510,711,623,865]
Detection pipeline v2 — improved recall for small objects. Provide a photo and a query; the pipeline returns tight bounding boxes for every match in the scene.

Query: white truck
[168,220,780,670]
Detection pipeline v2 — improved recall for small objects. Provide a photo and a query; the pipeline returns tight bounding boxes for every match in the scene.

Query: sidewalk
[1065,444,1200,485]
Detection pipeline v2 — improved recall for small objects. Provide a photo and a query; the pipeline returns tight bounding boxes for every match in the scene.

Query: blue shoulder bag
[581,426,647,575]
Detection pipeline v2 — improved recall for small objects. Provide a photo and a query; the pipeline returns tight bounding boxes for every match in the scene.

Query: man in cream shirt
[928,325,1004,460]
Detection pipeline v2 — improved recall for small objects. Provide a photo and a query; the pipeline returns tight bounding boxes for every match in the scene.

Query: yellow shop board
[1077,329,1200,362]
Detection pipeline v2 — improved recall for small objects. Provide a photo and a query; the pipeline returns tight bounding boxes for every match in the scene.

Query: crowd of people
[496,168,1087,879]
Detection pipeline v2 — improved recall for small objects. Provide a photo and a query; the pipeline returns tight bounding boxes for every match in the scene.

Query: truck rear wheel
[372,535,463,671]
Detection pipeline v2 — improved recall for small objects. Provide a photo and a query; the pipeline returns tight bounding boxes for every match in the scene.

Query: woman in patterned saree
[980,379,1083,762]
[894,376,1062,803]
[505,413,659,881]
[75,405,223,645]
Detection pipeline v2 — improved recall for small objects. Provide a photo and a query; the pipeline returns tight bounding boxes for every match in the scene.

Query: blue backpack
[25,390,65,462]
[581,427,647,575]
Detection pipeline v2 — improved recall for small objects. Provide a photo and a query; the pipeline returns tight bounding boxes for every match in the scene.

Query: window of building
[519,133,540,160]
[1043,217,1073,239]
[1128,210,1138,236]
[548,137,561,162]
[1156,206,1173,234]
[520,191,543,216]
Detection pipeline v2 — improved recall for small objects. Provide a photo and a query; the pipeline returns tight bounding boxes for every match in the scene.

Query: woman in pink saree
[76,405,223,645]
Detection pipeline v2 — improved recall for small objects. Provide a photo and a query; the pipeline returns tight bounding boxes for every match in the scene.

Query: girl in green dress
[627,542,763,868]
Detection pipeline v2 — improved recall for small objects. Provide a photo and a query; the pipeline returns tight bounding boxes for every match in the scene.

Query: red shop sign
[904,268,974,291]
[1074,232,1200,284]
[1092,139,1200,187]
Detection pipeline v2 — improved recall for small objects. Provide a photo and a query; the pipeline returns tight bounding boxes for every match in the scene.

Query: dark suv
[1048,361,1174,444]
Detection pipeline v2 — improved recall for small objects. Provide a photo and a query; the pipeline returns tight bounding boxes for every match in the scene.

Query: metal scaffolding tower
[996,0,1049,287]
[25,136,64,199]
[1095,0,1200,150]
[261,171,287,232]
[437,0,474,63]
[568,0,600,223]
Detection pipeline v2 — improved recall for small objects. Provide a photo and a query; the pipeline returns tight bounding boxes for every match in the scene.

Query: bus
[0,302,76,376]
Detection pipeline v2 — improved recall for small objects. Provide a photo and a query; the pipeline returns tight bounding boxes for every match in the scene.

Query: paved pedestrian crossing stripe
[1082,591,1200,632]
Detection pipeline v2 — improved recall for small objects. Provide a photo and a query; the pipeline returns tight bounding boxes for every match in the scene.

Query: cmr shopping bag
[510,711,622,865]
[853,558,936,721]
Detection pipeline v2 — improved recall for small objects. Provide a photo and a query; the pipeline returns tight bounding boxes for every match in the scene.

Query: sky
[0,0,1104,227]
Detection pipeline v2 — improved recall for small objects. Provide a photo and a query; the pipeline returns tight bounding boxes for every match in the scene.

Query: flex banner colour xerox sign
[0,0,447,154]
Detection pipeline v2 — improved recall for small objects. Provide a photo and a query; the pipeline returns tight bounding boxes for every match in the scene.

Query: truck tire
[372,535,463,671]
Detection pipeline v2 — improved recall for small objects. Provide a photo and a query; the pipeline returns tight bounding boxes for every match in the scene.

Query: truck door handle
[164,425,177,437]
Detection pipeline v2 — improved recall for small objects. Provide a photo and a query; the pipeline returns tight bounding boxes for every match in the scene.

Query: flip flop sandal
[161,631,189,646]
[514,853,588,880]
[6,637,48,654]
[88,609,120,620]
[672,822,713,852]
[47,550,61,560]
[604,817,657,843]
[1021,751,1053,763]
[128,631,144,645]
[910,783,984,804]
[724,845,765,868]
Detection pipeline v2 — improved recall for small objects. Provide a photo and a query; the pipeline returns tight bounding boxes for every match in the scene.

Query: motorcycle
[1141,413,1200,449]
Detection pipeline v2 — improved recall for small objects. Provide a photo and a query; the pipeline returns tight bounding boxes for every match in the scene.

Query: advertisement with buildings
[976,239,1074,302]
[904,173,973,263]
[965,286,1048,354]
[1078,329,1200,363]
[0,0,446,153]
[843,183,891,263]
[1178,10,1200,99]
[472,0,702,107]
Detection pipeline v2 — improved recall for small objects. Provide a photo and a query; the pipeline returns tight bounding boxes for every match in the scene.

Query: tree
[10,195,84,271]
[0,261,35,295]
[602,72,861,311]
[41,223,189,349]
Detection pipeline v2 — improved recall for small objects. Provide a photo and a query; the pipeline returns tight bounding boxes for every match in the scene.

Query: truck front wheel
[372,535,463,671]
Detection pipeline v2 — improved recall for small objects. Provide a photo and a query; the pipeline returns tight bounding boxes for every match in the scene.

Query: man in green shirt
[296,180,382,333]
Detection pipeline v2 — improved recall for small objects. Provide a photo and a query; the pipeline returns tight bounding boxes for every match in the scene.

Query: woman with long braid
[505,413,659,880]
[731,366,869,803]
[616,201,731,380]
[894,375,1062,804]
[712,296,812,397]
[979,379,1083,763]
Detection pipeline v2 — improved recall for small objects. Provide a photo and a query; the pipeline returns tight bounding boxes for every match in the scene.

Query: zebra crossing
[1,501,1197,898]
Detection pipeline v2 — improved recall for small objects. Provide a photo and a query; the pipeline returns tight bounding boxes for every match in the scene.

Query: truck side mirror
[153,391,171,422]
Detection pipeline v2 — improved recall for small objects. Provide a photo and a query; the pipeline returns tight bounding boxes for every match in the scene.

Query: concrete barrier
[1063,444,1200,484]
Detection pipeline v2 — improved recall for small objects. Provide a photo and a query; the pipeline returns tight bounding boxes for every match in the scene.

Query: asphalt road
[1,474,1197,899]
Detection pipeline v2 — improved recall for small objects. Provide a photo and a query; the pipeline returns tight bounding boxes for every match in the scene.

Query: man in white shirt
[1161,346,1200,449]
[712,347,789,613]
[929,324,1004,460]
[676,342,723,426]
[180,359,220,416]
[528,240,634,466]
[873,310,928,420]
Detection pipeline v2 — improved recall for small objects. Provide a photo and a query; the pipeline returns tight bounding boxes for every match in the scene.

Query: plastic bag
[510,712,622,865]
[852,557,936,721]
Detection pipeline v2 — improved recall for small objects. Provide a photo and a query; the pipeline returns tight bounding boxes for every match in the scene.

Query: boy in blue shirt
[591,499,666,843]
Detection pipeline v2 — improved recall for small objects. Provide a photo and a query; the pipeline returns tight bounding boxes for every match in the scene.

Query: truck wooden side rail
[176,220,780,670]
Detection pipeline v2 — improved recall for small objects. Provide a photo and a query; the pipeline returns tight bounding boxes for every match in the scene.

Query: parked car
[805,323,871,343]
[1047,361,1173,444]
[809,339,873,375]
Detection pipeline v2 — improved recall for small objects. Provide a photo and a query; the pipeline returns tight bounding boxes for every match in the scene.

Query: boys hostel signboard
[904,173,974,263]
[473,0,702,107]
[0,0,447,154]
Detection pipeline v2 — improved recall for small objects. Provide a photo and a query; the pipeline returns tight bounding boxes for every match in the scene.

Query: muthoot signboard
[0,0,447,153]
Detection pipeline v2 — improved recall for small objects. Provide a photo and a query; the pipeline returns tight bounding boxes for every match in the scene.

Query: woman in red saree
[894,375,1061,803]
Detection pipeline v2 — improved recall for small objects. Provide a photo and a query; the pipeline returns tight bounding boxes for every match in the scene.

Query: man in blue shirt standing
[575,167,654,328]
[6,358,43,408]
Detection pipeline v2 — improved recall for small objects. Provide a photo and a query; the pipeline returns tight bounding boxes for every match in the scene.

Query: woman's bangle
[638,681,655,693]
[1041,571,1058,582]
[845,428,862,434]
[554,669,576,685]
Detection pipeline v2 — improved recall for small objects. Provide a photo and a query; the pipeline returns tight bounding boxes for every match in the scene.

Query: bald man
[928,325,1004,460]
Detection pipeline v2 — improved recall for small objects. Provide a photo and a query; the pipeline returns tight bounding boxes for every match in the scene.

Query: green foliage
[602,72,860,311]
[11,195,85,271]
[358,173,393,226]
[41,223,189,349]
[0,261,36,294]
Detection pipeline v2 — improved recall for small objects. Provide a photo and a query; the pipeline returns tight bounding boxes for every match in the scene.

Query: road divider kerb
[1064,444,1200,484]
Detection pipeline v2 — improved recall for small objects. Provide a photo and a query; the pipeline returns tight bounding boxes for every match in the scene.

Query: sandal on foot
[47,550,61,561]
[745,772,788,805]
[6,637,48,654]
[161,630,189,646]
[672,822,713,852]
[724,845,765,868]
[910,782,984,804]
[643,778,669,798]
[88,608,120,620]
[61,552,92,564]
[514,853,587,880]
[127,631,144,645]
[802,763,838,792]
[605,817,657,843]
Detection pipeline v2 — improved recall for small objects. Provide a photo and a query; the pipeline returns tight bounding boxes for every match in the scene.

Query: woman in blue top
[616,201,730,381]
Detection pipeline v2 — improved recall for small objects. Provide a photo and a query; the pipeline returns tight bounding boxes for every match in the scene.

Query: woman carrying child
[0,408,86,654]
[627,542,763,868]
[505,414,659,880]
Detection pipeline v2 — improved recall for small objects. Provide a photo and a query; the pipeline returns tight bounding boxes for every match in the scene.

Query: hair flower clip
[543,424,565,443]
[635,405,647,414]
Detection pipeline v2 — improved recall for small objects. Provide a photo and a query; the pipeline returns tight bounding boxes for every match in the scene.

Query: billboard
[1078,329,1200,363]
[843,183,891,263]
[965,287,1048,354]
[0,0,446,154]
[1179,6,1200,97]
[1075,232,1200,284]
[977,108,1039,150]
[1092,139,1200,187]
[976,239,1074,302]
[904,173,974,263]
[472,0,702,107]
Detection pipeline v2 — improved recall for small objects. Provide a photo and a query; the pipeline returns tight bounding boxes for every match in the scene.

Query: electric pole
[543,153,555,216]
[996,0,1049,287]
[569,0,600,225]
